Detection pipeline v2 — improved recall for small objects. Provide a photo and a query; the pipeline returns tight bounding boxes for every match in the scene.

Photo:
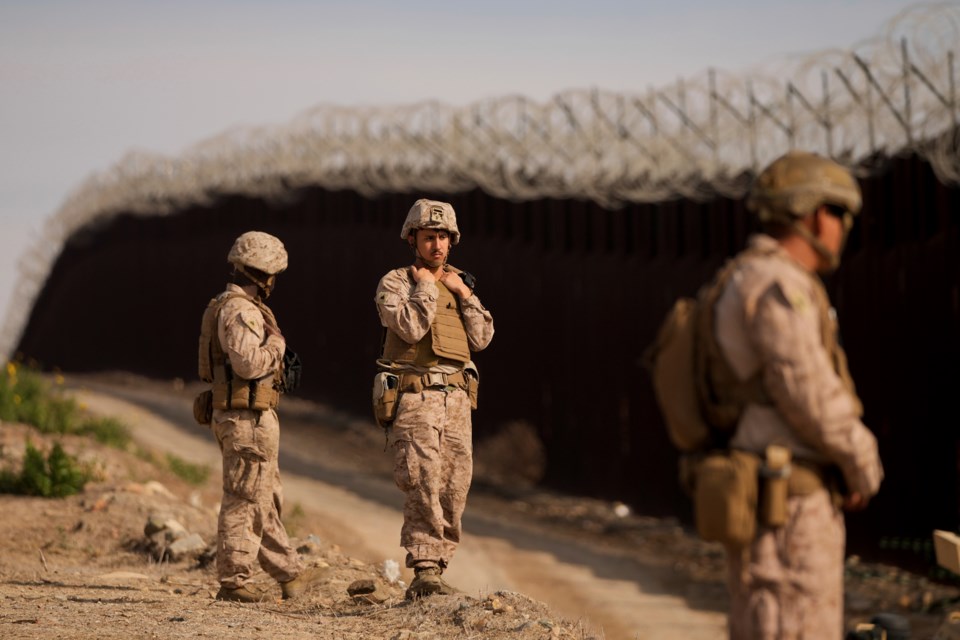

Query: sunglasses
[824,204,855,232]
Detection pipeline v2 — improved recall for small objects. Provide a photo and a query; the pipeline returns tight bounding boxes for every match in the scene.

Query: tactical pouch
[463,362,480,410]
[212,384,230,410]
[466,375,478,410]
[230,383,251,408]
[759,445,790,528]
[694,450,759,549]
[193,389,213,425]
[249,379,279,411]
[372,372,399,428]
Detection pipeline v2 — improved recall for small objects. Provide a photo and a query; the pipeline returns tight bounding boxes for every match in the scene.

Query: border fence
[4,5,959,361]
[7,5,960,564]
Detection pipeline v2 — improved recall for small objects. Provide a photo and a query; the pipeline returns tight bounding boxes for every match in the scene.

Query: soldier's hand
[843,492,869,511]
[264,322,283,339]
[439,270,472,299]
[410,264,436,284]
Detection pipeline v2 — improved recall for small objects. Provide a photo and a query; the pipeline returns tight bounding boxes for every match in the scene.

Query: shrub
[0,441,91,498]
[0,362,132,448]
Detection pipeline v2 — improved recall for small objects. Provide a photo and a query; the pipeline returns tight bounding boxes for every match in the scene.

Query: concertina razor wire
[2,3,959,360]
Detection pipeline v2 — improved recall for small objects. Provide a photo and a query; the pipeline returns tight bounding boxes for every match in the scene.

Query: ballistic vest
[198,291,281,411]
[381,278,470,366]
[702,249,862,431]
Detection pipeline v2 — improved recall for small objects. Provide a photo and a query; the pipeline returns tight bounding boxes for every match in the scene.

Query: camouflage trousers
[212,408,303,589]
[389,387,473,569]
[727,489,845,640]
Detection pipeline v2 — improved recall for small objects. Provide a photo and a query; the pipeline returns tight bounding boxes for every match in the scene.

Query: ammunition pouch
[211,377,280,412]
[693,450,759,550]
[372,372,400,428]
[465,367,479,410]
[193,389,213,425]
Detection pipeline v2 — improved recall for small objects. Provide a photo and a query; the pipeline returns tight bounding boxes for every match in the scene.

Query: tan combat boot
[216,584,266,603]
[280,566,331,600]
[405,566,459,600]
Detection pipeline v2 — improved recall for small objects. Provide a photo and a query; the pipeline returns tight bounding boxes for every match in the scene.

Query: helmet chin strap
[236,265,275,299]
[412,243,447,269]
[792,221,845,273]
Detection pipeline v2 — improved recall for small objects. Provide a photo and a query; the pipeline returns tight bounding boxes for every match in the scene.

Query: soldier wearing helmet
[707,152,883,638]
[197,231,327,602]
[373,199,494,598]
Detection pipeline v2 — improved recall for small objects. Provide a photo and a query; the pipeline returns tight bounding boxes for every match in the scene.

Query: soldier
[198,231,326,602]
[713,152,884,638]
[373,199,494,598]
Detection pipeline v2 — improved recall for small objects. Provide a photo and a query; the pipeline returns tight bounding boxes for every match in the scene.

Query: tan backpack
[646,252,768,452]
[647,296,711,451]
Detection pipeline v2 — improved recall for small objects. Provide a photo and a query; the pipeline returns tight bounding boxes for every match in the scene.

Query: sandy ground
[66,376,727,639]
[2,373,955,639]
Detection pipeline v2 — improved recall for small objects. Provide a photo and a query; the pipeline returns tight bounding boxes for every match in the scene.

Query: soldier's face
[413,229,450,266]
[816,205,849,271]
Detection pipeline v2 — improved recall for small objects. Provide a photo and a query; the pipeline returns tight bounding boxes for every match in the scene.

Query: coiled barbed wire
[2,3,958,360]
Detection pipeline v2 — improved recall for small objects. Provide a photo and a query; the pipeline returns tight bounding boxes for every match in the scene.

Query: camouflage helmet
[400,199,460,245]
[747,151,862,224]
[227,231,288,275]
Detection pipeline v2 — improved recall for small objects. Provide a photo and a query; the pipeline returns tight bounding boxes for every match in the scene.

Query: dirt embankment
[0,420,600,640]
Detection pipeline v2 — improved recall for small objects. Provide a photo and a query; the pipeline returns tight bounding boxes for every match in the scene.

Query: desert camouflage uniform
[213,282,303,588]
[714,234,883,640]
[376,267,494,570]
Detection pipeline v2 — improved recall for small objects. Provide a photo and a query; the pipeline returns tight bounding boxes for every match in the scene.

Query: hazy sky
[0,0,927,339]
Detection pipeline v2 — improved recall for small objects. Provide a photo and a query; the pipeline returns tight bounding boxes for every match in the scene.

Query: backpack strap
[694,247,776,436]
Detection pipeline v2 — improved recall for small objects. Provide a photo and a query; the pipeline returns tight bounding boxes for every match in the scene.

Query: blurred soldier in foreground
[716,152,884,638]
[373,199,494,598]
[197,231,325,602]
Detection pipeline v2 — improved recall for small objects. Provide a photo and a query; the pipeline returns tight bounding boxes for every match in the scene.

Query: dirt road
[68,375,727,639]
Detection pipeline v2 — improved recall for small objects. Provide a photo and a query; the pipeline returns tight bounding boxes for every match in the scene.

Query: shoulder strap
[694,247,775,433]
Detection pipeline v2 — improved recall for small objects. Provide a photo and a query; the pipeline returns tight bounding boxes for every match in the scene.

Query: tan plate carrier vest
[699,246,862,433]
[381,276,470,368]
[198,291,282,411]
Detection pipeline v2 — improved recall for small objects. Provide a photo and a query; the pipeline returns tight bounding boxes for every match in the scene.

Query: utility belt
[212,378,280,412]
[690,446,842,550]
[785,458,838,499]
[372,368,478,429]
[398,370,467,393]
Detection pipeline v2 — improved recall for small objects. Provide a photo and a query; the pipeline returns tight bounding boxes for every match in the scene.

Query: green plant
[0,362,133,449]
[165,453,210,486]
[0,441,91,498]
[77,417,131,449]
[283,502,307,536]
